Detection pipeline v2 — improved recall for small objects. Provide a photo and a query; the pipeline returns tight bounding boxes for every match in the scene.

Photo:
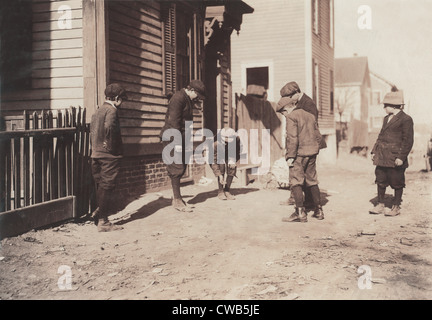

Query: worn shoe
[282,207,307,223]
[369,203,385,215]
[225,191,236,200]
[385,205,401,217]
[90,207,100,225]
[282,211,300,222]
[173,198,193,212]
[312,206,324,220]
[97,220,123,232]
[218,191,227,200]
[298,207,308,222]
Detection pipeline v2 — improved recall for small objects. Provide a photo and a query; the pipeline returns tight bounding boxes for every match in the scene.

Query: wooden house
[231,0,336,164]
[334,56,371,154]
[0,0,254,202]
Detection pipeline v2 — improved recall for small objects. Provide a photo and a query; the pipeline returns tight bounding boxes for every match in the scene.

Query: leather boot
[312,206,324,220]
[172,198,193,212]
[282,207,307,223]
[218,191,227,200]
[298,207,307,222]
[385,205,401,217]
[97,218,123,232]
[224,191,236,200]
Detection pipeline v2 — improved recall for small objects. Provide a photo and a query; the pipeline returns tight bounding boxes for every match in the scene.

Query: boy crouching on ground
[210,127,242,200]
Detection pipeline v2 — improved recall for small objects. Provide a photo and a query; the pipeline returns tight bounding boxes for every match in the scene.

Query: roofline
[370,71,396,88]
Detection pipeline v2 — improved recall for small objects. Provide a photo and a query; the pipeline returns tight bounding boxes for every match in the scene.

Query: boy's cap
[276,96,296,112]
[280,81,300,97]
[105,83,128,100]
[189,80,206,100]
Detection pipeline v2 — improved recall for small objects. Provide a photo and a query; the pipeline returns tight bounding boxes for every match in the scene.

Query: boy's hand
[395,158,403,166]
[287,158,294,167]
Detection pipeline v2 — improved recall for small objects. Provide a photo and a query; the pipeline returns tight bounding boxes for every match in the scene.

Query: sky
[334,0,432,125]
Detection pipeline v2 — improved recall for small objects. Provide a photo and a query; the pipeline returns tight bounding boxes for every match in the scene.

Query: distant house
[0,0,254,200]
[368,71,398,150]
[231,0,336,164]
[334,56,371,154]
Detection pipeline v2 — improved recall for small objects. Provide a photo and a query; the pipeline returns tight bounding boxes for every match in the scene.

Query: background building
[231,0,336,164]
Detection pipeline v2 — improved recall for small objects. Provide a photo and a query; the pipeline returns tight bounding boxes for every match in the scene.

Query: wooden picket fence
[0,107,94,234]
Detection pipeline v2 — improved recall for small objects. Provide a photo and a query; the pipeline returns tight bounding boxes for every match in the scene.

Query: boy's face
[384,105,396,114]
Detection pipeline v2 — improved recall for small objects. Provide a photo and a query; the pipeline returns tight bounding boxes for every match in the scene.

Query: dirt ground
[1,149,431,301]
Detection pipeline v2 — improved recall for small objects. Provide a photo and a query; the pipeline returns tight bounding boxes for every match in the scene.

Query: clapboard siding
[108,0,165,144]
[231,0,306,103]
[311,0,335,131]
[1,0,84,110]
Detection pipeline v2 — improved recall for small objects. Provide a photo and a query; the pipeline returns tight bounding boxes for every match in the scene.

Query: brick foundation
[115,155,205,206]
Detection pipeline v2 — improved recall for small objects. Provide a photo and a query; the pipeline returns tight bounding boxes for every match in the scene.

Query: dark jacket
[372,111,414,168]
[296,93,319,121]
[286,107,323,159]
[160,89,193,139]
[211,137,242,176]
[295,93,326,149]
[90,102,123,158]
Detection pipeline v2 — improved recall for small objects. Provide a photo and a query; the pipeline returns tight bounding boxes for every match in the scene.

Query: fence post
[23,111,30,206]
[57,110,66,198]
[33,111,42,204]
[0,114,6,212]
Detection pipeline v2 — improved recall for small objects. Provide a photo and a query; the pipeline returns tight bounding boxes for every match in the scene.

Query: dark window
[246,67,269,89]
[162,3,204,95]
[330,70,334,113]
[0,0,32,93]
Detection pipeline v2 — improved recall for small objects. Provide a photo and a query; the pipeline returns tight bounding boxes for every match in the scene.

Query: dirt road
[1,151,431,300]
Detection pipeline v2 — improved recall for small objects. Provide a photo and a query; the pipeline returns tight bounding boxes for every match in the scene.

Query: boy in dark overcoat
[160,80,206,212]
[90,83,127,232]
[370,91,414,216]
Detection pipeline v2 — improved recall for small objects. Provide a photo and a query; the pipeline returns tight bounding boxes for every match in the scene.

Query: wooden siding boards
[231,0,306,103]
[108,0,165,145]
[311,0,335,132]
[232,0,334,131]
[1,0,84,111]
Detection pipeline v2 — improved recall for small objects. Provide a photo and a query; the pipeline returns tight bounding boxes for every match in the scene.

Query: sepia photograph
[0,0,431,306]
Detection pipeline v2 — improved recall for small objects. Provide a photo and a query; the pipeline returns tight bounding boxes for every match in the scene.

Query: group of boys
[89,80,413,232]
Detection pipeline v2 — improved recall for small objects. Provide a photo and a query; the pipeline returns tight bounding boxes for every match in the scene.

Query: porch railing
[0,107,93,218]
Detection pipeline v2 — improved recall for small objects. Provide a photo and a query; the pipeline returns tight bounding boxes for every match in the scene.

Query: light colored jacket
[286,108,323,159]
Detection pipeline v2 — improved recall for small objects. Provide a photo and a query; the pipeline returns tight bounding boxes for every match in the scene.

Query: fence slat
[5,140,11,211]
[1,107,94,220]
[13,137,21,209]
[33,111,42,204]
[65,109,73,196]
[23,111,31,206]
[0,115,6,212]
[57,110,66,198]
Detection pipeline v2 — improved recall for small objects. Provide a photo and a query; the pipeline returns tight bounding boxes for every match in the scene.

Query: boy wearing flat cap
[370,91,414,216]
[277,81,325,213]
[90,83,127,232]
[278,94,326,223]
[160,80,206,212]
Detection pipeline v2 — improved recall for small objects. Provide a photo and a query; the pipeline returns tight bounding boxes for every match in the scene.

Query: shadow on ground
[369,194,396,208]
[185,188,260,205]
[115,197,173,225]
